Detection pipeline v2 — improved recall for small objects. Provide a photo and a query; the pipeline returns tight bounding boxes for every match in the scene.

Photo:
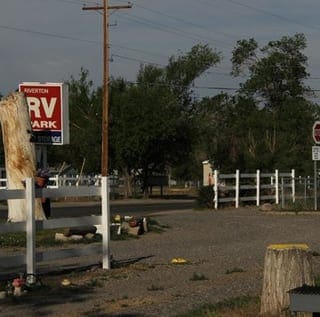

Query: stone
[260,203,273,211]
[55,233,69,242]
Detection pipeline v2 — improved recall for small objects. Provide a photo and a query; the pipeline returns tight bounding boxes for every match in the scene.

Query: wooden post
[260,244,314,317]
[0,93,45,221]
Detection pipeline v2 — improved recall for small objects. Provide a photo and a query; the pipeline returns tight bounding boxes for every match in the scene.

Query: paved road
[0,199,196,219]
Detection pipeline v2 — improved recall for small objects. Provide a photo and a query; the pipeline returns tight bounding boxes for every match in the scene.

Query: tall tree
[227,33,316,173]
[48,68,102,173]
[110,44,220,196]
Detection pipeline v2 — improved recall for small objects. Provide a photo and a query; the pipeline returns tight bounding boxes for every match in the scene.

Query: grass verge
[175,296,260,317]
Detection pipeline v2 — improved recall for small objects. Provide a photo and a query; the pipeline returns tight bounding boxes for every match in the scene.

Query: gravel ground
[1,206,320,316]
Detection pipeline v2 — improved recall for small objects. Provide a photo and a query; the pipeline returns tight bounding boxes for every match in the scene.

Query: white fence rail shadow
[213,169,295,209]
[0,177,111,278]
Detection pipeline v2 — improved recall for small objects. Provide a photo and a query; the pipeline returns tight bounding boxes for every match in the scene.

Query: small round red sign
[313,121,320,144]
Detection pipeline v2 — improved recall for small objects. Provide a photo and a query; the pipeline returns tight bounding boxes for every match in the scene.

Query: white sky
[1,0,320,100]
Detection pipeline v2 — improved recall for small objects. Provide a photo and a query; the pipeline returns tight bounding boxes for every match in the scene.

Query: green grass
[0,217,167,248]
[225,267,245,274]
[147,284,164,291]
[190,272,208,281]
[0,230,102,248]
[275,199,315,212]
[147,218,170,233]
[175,296,260,317]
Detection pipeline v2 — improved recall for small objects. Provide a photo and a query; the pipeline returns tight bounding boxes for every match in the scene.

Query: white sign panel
[312,146,320,161]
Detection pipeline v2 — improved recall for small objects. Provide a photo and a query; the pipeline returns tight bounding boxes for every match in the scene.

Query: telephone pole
[83,1,132,176]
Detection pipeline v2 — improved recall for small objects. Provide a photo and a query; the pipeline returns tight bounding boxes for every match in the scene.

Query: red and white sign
[19,82,69,145]
[313,121,320,144]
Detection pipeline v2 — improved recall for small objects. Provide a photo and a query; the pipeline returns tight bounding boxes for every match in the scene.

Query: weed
[315,274,320,286]
[196,186,215,209]
[87,278,103,288]
[175,296,259,317]
[225,267,245,274]
[275,199,315,212]
[190,272,208,281]
[147,284,164,291]
[147,218,170,233]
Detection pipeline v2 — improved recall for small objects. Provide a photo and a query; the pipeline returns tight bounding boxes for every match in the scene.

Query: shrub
[196,186,214,209]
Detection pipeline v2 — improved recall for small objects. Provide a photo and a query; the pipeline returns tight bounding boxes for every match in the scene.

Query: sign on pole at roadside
[313,121,320,144]
[312,146,320,161]
[19,82,69,145]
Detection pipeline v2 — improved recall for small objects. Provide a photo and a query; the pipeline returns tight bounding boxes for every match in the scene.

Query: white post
[101,176,111,269]
[256,169,260,206]
[291,169,295,203]
[213,170,218,210]
[275,169,279,204]
[26,177,36,281]
[235,169,240,208]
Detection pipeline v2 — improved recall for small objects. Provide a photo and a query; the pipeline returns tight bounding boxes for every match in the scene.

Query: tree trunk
[260,244,314,317]
[0,92,45,222]
[122,167,133,198]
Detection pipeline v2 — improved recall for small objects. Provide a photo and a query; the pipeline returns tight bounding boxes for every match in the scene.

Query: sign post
[312,122,320,210]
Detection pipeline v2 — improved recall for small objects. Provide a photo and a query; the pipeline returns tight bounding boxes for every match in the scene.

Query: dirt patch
[1,207,320,316]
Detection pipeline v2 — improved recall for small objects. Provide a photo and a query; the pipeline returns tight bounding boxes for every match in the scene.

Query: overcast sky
[1,0,320,100]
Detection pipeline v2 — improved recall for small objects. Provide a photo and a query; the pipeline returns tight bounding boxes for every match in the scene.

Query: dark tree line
[2,34,314,196]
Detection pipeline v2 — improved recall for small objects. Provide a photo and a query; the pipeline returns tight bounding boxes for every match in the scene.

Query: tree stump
[260,244,314,317]
[0,92,45,221]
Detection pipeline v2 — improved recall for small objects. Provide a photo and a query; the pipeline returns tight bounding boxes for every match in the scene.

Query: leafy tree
[199,34,317,174]
[48,68,102,173]
[110,44,220,196]
[231,34,316,173]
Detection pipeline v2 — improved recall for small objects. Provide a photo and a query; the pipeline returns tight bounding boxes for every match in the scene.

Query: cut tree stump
[260,244,314,317]
[0,92,45,221]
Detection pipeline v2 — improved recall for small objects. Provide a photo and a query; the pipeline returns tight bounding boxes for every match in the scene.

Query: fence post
[55,174,59,188]
[256,169,260,206]
[213,170,218,210]
[281,177,285,208]
[101,176,111,269]
[275,169,279,204]
[235,169,240,208]
[26,177,36,281]
[291,169,295,203]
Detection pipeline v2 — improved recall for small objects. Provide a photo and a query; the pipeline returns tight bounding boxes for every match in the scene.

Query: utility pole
[83,1,132,176]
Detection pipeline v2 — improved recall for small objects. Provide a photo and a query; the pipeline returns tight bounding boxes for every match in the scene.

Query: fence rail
[0,177,110,279]
[213,169,296,209]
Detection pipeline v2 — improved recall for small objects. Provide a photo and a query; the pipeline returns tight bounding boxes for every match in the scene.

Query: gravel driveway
[1,206,320,316]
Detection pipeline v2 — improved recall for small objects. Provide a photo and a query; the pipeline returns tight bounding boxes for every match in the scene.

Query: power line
[224,0,320,32]
[111,53,165,66]
[0,23,101,44]
[131,2,238,42]
[118,12,232,50]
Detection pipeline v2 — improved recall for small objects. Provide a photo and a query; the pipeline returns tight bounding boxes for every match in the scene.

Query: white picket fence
[213,169,295,209]
[0,174,106,189]
[0,177,111,279]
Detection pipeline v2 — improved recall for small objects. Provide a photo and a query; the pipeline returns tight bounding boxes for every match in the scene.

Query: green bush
[196,186,214,209]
